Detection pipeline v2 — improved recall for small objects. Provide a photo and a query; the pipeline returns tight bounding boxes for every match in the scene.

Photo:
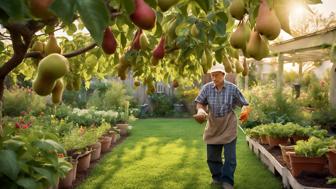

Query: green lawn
[78,119,282,189]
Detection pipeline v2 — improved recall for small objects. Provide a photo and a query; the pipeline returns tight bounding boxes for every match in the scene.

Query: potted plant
[265,123,293,148]
[59,157,78,189]
[116,102,130,136]
[286,123,310,144]
[287,137,329,177]
[328,139,336,176]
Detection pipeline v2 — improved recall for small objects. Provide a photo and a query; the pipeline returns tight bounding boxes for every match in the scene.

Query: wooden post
[277,54,284,91]
[330,62,336,108]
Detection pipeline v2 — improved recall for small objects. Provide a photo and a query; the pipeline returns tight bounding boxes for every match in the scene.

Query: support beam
[277,54,284,90]
[270,27,336,54]
[330,63,336,108]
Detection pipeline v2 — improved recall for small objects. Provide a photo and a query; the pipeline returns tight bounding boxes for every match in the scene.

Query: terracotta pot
[116,123,128,136]
[100,136,112,153]
[59,159,78,189]
[287,152,327,177]
[267,136,289,148]
[279,145,294,167]
[327,150,336,176]
[105,131,117,144]
[260,135,268,145]
[291,135,309,144]
[89,142,101,161]
[77,151,92,172]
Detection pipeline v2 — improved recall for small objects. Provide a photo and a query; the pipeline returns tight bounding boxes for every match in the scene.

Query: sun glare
[291,4,306,19]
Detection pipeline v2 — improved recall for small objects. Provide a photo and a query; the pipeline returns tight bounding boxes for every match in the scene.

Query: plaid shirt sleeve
[233,87,249,108]
[195,85,208,105]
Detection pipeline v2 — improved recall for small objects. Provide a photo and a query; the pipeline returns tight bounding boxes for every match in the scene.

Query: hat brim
[208,69,226,74]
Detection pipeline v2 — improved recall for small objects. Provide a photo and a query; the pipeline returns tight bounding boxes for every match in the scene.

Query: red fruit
[152,36,165,59]
[130,0,156,30]
[28,0,54,19]
[102,27,117,54]
[15,122,20,128]
[22,125,29,129]
[131,29,142,50]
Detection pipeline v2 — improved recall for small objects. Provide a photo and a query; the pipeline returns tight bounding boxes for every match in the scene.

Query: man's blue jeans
[206,138,237,186]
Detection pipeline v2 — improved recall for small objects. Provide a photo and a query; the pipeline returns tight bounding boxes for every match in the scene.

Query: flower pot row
[59,130,121,189]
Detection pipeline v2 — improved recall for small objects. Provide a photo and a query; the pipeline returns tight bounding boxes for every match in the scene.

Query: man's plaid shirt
[195,81,249,118]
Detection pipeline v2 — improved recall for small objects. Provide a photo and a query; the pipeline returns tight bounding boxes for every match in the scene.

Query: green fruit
[274,0,291,34]
[235,61,244,73]
[191,24,199,37]
[31,41,44,52]
[45,34,61,56]
[223,55,233,73]
[230,21,250,50]
[32,53,69,96]
[51,79,64,104]
[246,30,269,60]
[158,0,179,12]
[229,0,246,20]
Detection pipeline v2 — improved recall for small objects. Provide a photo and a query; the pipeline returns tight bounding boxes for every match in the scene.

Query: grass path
[78,119,282,189]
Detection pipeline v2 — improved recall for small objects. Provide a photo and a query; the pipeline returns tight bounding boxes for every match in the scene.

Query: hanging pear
[130,0,156,30]
[102,27,117,54]
[131,29,142,50]
[28,0,54,19]
[153,36,165,60]
[246,30,269,61]
[235,61,244,73]
[229,0,246,20]
[223,55,233,73]
[45,34,61,56]
[230,21,251,50]
[274,0,291,34]
[256,0,281,40]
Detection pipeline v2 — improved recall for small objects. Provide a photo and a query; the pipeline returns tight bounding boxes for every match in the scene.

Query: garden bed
[246,136,336,189]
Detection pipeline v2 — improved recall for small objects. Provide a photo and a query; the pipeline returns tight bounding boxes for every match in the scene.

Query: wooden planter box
[287,152,327,177]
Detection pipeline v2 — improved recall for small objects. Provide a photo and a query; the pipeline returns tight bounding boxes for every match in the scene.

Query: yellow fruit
[191,24,199,37]
[45,34,61,56]
[256,0,281,40]
[51,79,64,104]
[246,30,269,60]
[230,21,250,50]
[242,61,249,76]
[235,61,244,73]
[223,55,233,73]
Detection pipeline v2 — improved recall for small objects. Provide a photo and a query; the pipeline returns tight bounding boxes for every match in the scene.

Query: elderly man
[194,63,249,189]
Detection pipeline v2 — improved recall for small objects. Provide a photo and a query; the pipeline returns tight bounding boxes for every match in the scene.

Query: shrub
[3,87,46,116]
[149,93,174,117]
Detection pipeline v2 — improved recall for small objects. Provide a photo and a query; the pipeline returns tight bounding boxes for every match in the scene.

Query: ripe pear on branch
[256,0,281,40]
[102,27,117,54]
[28,0,54,19]
[130,0,156,30]
[229,0,246,20]
[45,34,61,56]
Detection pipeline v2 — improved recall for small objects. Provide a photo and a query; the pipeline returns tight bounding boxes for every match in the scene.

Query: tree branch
[63,43,97,58]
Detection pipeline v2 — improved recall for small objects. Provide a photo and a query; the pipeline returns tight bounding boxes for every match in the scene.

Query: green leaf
[194,0,210,12]
[0,150,19,180]
[50,0,76,24]
[0,0,28,20]
[32,167,56,185]
[121,0,135,15]
[33,139,65,154]
[17,178,38,189]
[77,0,110,46]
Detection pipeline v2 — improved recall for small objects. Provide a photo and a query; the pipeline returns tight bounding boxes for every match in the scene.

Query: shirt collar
[211,81,226,90]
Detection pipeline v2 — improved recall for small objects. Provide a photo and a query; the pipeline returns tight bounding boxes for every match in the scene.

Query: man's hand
[193,108,208,124]
[239,106,252,123]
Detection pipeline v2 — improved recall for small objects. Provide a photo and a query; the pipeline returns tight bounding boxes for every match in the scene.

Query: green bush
[149,93,174,117]
[3,87,46,116]
[312,107,336,130]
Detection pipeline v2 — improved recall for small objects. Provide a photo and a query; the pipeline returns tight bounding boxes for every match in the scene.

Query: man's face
[211,71,225,86]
